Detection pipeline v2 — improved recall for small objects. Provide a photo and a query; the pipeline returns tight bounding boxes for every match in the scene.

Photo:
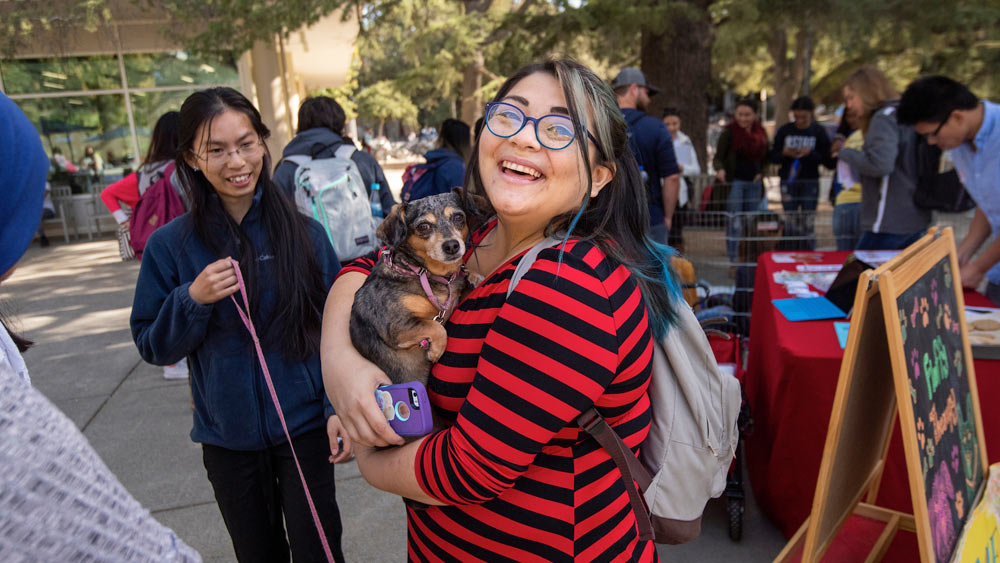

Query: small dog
[350,190,490,387]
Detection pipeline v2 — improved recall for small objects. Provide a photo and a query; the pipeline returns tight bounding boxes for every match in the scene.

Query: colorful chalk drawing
[897,256,983,562]
[930,460,956,562]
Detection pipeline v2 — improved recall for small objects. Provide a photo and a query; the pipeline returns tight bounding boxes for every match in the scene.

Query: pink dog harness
[380,249,465,324]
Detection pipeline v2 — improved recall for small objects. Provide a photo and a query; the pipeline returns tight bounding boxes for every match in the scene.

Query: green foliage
[712,0,1000,107]
[1,0,114,57]
[355,79,419,126]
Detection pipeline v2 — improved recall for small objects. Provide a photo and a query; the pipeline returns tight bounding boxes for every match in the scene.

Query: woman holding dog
[323,59,680,561]
[131,87,349,562]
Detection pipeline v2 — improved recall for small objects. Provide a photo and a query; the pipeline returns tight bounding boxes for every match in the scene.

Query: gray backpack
[509,236,742,544]
[285,145,379,261]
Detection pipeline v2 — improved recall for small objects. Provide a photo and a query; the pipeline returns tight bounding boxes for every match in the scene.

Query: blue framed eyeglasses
[484,101,599,151]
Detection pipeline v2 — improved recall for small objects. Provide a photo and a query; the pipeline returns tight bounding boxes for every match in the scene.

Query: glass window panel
[14,94,132,191]
[130,89,197,158]
[124,51,239,88]
[0,56,120,94]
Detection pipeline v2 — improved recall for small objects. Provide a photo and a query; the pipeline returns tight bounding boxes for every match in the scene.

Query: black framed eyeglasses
[929,112,952,138]
[484,101,599,151]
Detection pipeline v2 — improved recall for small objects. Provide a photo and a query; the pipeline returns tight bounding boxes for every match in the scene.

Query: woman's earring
[193,166,199,171]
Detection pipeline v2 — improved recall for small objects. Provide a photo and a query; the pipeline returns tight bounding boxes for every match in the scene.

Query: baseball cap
[611,67,660,96]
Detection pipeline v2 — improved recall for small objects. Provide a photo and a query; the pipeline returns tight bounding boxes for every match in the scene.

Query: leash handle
[227,258,335,563]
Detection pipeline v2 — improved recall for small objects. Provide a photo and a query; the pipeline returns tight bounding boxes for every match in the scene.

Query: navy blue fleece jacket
[130,190,340,450]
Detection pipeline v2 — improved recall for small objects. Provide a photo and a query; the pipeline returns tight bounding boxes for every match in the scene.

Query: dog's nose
[443,239,461,256]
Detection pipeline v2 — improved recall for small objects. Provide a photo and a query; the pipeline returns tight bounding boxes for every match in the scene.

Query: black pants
[202,427,345,563]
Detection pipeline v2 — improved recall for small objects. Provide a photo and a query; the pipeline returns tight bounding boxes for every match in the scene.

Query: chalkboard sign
[777,228,989,563]
[894,255,984,562]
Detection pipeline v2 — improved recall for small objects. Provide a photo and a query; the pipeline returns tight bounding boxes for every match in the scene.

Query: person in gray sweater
[835,66,931,250]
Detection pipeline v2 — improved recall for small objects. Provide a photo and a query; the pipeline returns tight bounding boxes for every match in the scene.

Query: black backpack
[913,138,975,212]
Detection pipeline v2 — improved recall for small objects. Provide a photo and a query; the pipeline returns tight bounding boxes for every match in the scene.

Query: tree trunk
[461,49,485,126]
[460,0,493,126]
[641,0,713,173]
[768,25,813,128]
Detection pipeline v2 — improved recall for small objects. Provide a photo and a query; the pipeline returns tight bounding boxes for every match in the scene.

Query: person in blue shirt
[612,67,682,245]
[130,87,349,562]
[403,118,470,202]
[899,76,1000,305]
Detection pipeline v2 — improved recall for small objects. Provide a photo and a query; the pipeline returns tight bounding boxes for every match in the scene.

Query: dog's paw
[426,337,447,363]
[466,271,485,288]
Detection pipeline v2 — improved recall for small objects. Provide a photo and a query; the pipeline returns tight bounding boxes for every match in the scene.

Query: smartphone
[375,382,434,437]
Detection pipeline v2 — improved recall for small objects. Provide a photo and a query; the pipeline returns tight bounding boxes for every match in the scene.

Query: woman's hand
[715,170,726,183]
[188,258,240,305]
[830,137,844,159]
[327,415,354,464]
[321,272,404,448]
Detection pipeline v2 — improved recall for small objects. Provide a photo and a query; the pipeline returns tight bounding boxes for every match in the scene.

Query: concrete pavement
[1,237,787,562]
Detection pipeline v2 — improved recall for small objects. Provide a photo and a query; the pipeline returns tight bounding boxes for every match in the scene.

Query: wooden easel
[776,228,989,562]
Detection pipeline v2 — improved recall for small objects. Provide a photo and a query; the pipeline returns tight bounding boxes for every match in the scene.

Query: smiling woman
[130,87,350,562]
[322,59,681,562]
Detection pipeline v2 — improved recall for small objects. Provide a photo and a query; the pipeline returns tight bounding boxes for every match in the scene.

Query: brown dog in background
[349,190,490,386]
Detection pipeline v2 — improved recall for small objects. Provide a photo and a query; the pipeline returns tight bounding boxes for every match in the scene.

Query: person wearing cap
[612,67,682,246]
[0,91,201,561]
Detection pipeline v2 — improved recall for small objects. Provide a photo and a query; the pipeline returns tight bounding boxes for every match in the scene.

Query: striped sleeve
[415,243,631,505]
[335,249,380,279]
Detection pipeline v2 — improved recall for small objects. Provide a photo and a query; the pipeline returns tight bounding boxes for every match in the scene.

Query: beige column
[249,35,295,165]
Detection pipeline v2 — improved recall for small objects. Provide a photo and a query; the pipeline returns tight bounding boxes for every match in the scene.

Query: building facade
[1,2,356,170]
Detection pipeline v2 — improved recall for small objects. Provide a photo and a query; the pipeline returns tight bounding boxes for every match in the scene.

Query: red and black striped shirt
[342,222,657,562]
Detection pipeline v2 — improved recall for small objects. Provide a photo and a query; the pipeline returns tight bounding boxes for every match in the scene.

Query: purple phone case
[375,382,434,436]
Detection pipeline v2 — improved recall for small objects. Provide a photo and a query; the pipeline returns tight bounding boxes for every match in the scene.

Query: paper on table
[796,264,843,272]
[854,249,901,266]
[772,297,848,322]
[834,322,850,349]
[773,252,824,263]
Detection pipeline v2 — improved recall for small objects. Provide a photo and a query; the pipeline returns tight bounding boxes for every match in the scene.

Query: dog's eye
[450,213,466,227]
[416,222,433,236]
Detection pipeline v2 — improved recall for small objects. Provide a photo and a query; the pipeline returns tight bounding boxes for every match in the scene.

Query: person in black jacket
[274,97,395,213]
[769,96,833,250]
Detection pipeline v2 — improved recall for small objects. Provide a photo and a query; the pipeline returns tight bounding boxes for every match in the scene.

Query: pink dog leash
[227,258,335,563]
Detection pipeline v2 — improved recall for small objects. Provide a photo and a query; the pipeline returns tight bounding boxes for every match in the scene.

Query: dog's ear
[453,187,493,230]
[377,202,408,248]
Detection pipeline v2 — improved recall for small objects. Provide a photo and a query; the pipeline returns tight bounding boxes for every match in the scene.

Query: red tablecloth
[744,250,1000,540]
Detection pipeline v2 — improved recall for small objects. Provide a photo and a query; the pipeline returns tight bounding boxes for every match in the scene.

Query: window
[124,51,238,89]
[0,56,120,94]
[2,49,239,187]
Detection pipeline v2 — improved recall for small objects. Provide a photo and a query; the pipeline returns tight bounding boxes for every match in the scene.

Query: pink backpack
[129,162,185,259]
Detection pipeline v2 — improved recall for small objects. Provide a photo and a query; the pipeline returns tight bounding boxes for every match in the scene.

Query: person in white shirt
[663,107,702,251]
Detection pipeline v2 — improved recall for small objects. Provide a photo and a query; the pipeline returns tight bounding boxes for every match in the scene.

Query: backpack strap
[283,154,312,167]
[333,143,356,160]
[506,234,564,298]
[577,408,655,541]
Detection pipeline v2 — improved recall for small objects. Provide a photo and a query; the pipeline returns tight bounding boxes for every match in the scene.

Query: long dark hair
[465,59,680,337]
[144,111,180,165]
[440,118,471,161]
[176,87,328,360]
[0,310,32,352]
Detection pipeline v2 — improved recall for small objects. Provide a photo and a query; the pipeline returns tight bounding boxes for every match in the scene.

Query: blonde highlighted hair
[845,65,900,133]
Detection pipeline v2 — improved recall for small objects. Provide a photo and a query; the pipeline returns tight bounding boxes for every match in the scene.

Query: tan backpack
[509,236,742,544]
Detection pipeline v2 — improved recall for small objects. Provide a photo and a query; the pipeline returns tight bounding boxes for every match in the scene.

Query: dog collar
[381,249,466,323]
